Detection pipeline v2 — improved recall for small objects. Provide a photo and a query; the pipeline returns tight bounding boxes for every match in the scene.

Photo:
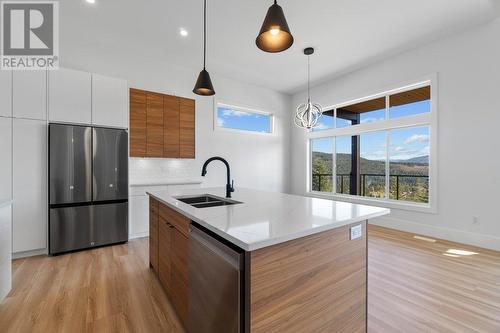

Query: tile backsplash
[129,158,200,182]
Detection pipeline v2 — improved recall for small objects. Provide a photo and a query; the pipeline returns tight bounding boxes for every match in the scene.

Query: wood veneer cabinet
[179,98,195,158]
[158,216,172,295]
[149,198,159,273]
[171,228,189,325]
[163,95,180,158]
[146,93,164,157]
[130,89,147,157]
[129,88,195,158]
[155,201,191,329]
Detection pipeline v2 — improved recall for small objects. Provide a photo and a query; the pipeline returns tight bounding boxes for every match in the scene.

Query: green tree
[312,157,332,192]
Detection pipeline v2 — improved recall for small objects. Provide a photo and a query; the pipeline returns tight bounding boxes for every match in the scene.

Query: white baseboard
[13,248,47,259]
[371,216,500,251]
[129,232,148,240]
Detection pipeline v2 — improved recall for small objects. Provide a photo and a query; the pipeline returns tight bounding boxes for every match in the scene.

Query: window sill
[306,191,437,214]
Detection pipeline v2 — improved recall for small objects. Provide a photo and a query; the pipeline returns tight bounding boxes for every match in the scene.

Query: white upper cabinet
[92,74,128,128]
[12,118,47,253]
[49,68,91,124]
[0,70,12,118]
[0,118,12,201]
[12,71,47,120]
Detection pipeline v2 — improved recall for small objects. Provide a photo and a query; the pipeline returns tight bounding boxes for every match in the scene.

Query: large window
[216,104,273,134]
[311,138,333,192]
[389,126,430,203]
[309,82,434,208]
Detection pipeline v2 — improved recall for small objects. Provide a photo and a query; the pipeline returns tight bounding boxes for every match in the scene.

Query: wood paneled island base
[147,188,385,332]
[249,221,367,333]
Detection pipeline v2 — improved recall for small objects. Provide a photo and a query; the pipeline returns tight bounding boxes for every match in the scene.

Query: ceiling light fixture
[256,0,294,53]
[86,0,95,4]
[294,47,322,129]
[179,28,188,37]
[193,0,215,96]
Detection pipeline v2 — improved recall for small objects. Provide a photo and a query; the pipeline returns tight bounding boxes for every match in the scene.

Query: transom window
[309,82,435,209]
[215,103,273,134]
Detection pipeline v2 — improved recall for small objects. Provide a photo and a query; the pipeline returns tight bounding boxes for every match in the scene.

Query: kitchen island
[147,187,390,333]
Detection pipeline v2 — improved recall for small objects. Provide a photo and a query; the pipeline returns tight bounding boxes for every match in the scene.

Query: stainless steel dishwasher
[188,223,245,333]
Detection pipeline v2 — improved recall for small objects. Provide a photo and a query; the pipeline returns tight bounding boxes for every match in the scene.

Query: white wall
[60,49,292,194]
[290,17,500,250]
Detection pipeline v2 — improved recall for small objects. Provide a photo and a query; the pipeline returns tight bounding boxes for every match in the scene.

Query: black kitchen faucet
[201,156,235,198]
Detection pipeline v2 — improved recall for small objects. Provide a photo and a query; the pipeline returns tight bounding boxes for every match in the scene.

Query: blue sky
[217,107,271,133]
[313,100,430,131]
[313,126,429,161]
[312,100,430,162]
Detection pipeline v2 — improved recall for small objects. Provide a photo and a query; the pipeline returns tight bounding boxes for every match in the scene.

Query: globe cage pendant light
[256,0,294,53]
[294,47,323,129]
[193,0,215,96]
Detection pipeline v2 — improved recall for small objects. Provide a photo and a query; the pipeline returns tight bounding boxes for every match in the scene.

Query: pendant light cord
[307,54,310,101]
[203,0,207,69]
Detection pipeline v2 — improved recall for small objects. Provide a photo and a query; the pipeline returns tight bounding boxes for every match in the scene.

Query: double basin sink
[175,194,242,209]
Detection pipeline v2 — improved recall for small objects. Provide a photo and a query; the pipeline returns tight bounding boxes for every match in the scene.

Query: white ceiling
[60,0,499,93]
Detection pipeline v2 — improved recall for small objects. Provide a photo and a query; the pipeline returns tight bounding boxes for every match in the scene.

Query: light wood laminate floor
[0,225,499,333]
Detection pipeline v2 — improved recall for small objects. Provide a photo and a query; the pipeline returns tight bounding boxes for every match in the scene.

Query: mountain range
[313,152,429,176]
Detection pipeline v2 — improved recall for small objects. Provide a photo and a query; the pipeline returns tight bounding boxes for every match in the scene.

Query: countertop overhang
[147,187,390,251]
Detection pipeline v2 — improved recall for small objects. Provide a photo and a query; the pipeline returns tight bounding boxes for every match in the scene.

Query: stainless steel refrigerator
[49,123,128,255]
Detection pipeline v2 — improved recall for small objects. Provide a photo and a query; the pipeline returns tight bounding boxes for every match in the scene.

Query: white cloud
[404,134,429,145]
[217,118,225,127]
[394,146,404,152]
[420,145,430,155]
[360,117,384,124]
[390,146,429,161]
[222,109,252,117]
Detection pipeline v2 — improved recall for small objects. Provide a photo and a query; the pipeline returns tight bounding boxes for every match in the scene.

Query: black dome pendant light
[193,0,215,96]
[256,0,294,53]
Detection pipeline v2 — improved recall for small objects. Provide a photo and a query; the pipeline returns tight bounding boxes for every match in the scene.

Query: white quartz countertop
[130,179,202,187]
[147,187,390,251]
[0,199,13,208]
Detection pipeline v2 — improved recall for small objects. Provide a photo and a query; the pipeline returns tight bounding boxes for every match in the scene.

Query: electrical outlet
[350,224,362,240]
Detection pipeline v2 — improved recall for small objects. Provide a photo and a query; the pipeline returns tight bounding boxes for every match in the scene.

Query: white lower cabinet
[0,260,11,302]
[0,118,12,201]
[0,203,12,302]
[12,119,47,253]
[129,195,149,237]
[128,183,200,238]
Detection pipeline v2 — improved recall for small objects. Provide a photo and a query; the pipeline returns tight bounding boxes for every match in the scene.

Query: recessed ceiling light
[86,0,95,4]
[179,28,188,37]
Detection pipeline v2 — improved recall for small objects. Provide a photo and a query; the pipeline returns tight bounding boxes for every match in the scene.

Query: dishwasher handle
[189,225,243,270]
